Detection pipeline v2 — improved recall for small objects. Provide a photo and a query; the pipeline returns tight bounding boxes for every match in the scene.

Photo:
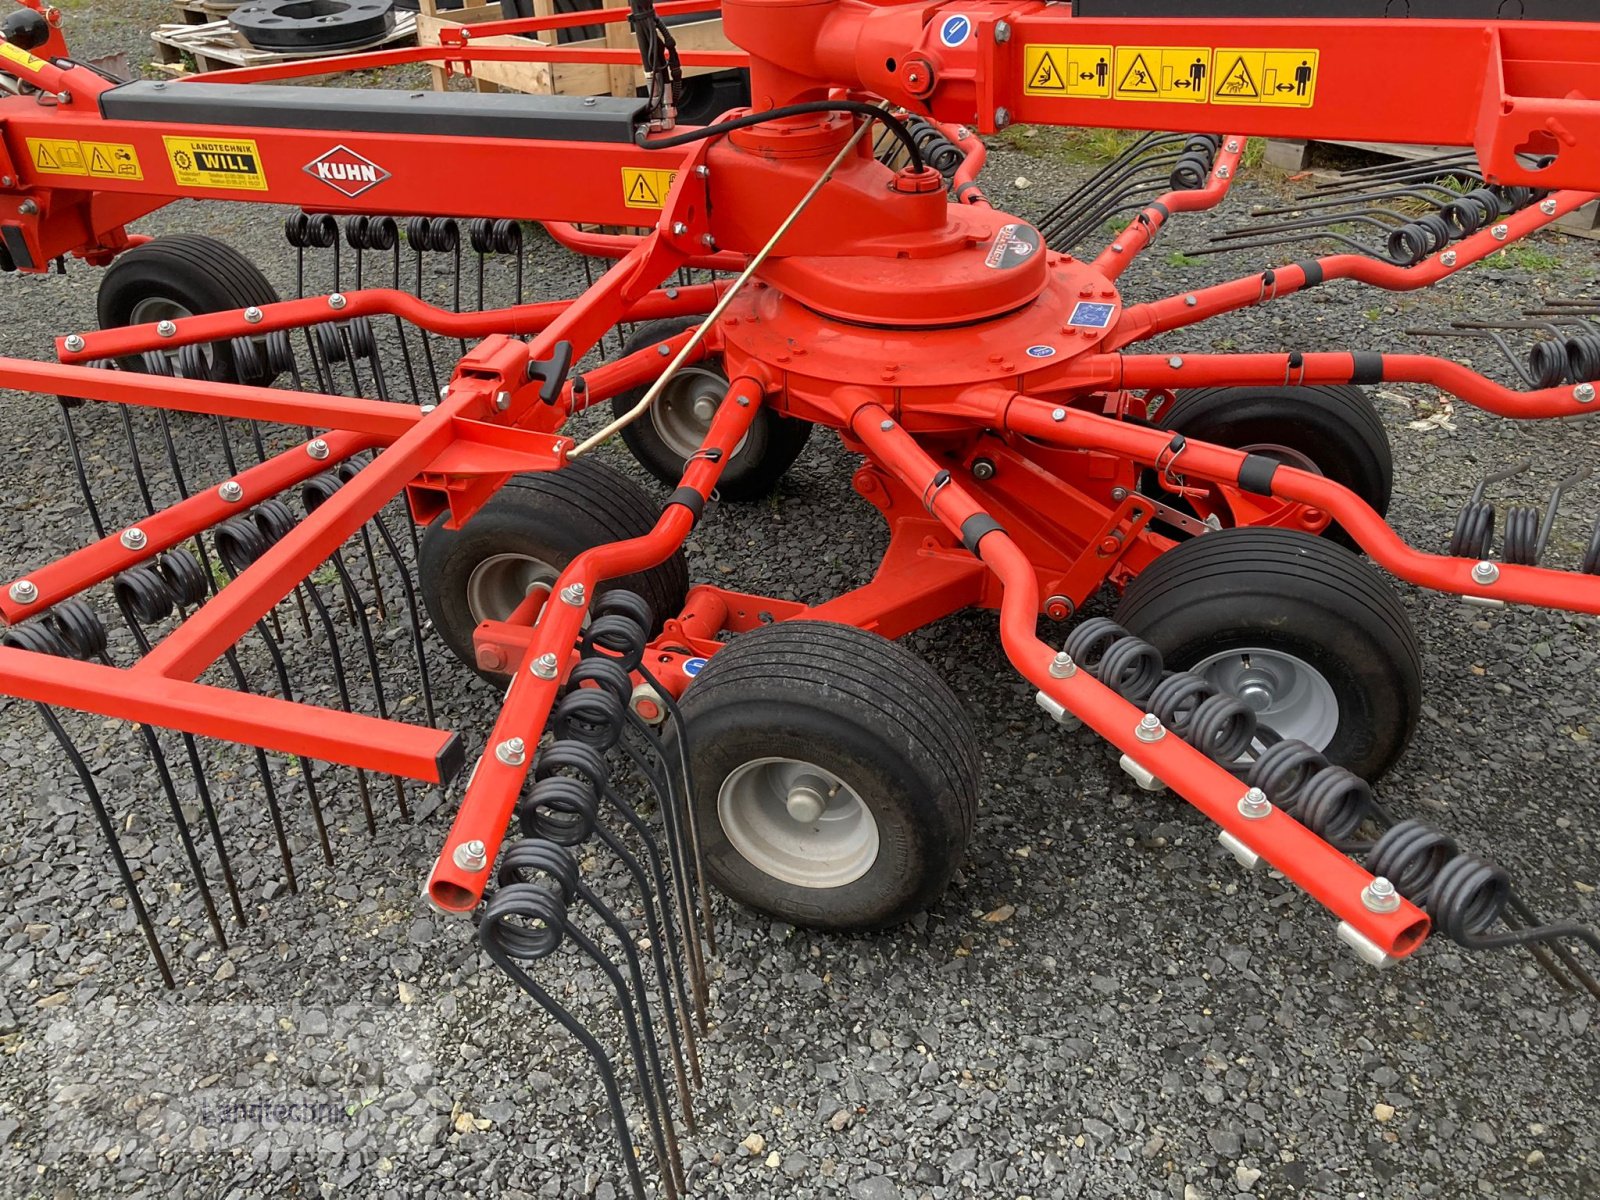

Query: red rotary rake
[6,0,1600,1191]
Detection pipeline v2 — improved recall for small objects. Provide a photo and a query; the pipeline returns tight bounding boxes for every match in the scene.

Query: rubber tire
[1145,384,1392,549]
[418,458,688,682]
[679,621,979,930]
[1114,527,1422,781]
[611,317,813,500]
[97,234,281,385]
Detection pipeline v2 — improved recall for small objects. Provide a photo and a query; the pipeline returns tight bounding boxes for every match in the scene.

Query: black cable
[639,100,925,174]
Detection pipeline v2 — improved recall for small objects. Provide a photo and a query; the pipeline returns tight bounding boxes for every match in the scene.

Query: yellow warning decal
[1022,45,1112,98]
[621,167,678,210]
[164,136,268,191]
[28,138,145,181]
[28,138,88,176]
[1211,48,1318,108]
[1113,46,1214,103]
[1021,43,1321,107]
[0,40,50,74]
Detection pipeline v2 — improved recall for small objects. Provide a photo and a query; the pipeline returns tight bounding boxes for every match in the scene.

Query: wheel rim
[129,297,215,373]
[129,297,196,326]
[716,756,880,889]
[649,366,748,461]
[1191,645,1340,751]
[465,552,559,625]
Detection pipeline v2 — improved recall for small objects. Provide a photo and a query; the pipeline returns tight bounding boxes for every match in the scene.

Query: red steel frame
[7,0,1600,966]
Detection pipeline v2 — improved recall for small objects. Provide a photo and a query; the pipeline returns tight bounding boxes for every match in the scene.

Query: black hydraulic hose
[639,100,926,174]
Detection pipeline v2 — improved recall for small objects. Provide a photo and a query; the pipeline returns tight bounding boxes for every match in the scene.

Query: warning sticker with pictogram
[1113,46,1214,102]
[28,138,86,175]
[1022,44,1113,98]
[1211,48,1318,107]
[83,142,145,180]
[621,167,678,209]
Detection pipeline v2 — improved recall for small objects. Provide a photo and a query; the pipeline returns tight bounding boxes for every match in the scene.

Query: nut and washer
[531,652,560,680]
[495,737,527,767]
[1135,713,1166,743]
[1216,164,1231,180]
[1168,356,1184,370]
[1472,560,1500,585]
[1361,876,1402,914]
[1540,197,1559,216]
[156,320,177,338]
[1491,223,1510,241]
[63,334,85,353]
[695,165,710,179]
[1576,383,1596,403]
[452,839,488,872]
[1048,652,1077,679]
[657,344,672,357]
[1051,407,1066,422]
[328,293,348,310]
[1238,787,1272,820]
[120,527,148,551]
[9,580,39,604]
[494,390,511,411]
[1184,295,1198,308]
[244,306,264,324]
[218,480,244,503]
[559,582,586,606]
[671,222,689,236]
[993,19,1010,42]
[306,438,331,460]
[1440,250,1458,267]
[994,107,1011,129]
[18,199,39,216]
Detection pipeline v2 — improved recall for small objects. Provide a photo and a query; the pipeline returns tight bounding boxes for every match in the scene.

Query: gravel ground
[3,6,1600,1200]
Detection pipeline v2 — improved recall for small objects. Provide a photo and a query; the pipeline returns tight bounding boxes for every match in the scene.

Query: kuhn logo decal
[304,145,391,198]
[985,223,1040,270]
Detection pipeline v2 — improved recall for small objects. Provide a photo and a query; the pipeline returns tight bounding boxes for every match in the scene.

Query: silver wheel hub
[717,757,879,889]
[649,365,747,461]
[465,552,558,625]
[1191,645,1339,752]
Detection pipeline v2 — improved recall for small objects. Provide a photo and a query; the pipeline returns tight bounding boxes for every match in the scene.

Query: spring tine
[367,509,436,729]
[1503,907,1580,994]
[325,538,408,819]
[245,618,335,866]
[96,624,246,928]
[116,405,158,515]
[623,672,711,995]
[1509,898,1600,1001]
[411,237,443,395]
[33,702,176,987]
[58,400,110,538]
[298,576,378,836]
[615,717,705,1086]
[1536,468,1595,560]
[478,901,650,1200]
[222,647,301,893]
[593,779,705,1064]
[564,918,686,1197]
[1403,327,1538,388]
[636,662,716,961]
[389,237,425,405]
[567,859,696,1126]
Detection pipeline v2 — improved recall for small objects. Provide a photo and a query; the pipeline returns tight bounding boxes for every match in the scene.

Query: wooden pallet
[415,0,730,97]
[170,0,248,29]
[1264,137,1600,239]
[150,13,418,77]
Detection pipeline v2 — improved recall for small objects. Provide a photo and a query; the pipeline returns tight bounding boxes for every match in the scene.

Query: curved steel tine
[32,702,176,988]
[478,902,650,1200]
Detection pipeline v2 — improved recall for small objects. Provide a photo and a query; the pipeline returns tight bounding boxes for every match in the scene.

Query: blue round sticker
[1026,345,1057,359]
[682,656,708,677]
[939,14,971,47]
